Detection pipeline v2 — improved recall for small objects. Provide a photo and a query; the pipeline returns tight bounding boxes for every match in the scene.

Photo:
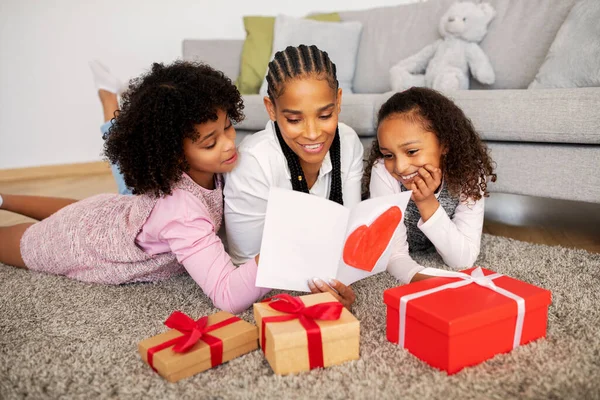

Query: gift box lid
[138,311,258,375]
[383,267,552,336]
[254,292,359,352]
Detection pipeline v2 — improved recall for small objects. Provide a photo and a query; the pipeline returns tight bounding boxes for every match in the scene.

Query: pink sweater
[20,174,270,314]
[135,175,271,313]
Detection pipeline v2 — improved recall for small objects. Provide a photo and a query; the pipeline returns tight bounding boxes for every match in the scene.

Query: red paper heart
[342,206,402,272]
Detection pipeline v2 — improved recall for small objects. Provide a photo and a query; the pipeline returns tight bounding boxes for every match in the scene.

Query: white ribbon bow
[398,267,525,349]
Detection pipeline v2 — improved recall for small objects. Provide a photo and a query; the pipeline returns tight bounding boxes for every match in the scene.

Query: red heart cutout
[342,206,402,272]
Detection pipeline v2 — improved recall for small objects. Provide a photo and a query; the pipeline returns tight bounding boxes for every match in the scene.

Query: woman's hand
[307,278,356,310]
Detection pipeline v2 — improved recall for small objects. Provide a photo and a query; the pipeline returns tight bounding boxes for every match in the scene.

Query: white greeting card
[255,188,412,292]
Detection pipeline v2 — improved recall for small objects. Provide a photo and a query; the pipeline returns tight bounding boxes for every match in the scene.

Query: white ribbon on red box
[398,267,525,349]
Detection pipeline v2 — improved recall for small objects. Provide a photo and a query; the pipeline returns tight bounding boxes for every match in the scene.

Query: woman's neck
[187,170,215,190]
[300,160,321,190]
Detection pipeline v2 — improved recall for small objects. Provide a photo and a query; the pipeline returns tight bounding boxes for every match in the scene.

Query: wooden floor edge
[0,161,112,183]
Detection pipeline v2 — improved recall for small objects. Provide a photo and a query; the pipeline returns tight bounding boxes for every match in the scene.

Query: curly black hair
[362,87,496,202]
[103,61,244,197]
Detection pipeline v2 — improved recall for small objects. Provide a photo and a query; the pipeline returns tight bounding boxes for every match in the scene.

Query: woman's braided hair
[266,44,343,205]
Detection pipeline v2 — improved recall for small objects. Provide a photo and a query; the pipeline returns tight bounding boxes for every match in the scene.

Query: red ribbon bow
[261,294,344,370]
[147,311,240,371]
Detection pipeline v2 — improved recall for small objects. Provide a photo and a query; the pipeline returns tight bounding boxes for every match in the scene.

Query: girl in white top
[224,45,364,309]
[363,87,496,284]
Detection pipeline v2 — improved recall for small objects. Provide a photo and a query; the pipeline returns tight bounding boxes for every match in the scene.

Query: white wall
[0,0,419,170]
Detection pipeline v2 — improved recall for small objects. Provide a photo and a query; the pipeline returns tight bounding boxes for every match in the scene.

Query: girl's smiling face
[183,108,238,187]
[264,77,342,169]
[377,114,447,188]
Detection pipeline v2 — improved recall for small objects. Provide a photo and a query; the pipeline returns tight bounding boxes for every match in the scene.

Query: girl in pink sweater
[0,61,269,314]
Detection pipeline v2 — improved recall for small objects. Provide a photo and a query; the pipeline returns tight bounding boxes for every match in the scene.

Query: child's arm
[417,196,484,269]
[387,223,426,284]
[410,165,484,269]
[370,162,437,284]
[138,192,270,314]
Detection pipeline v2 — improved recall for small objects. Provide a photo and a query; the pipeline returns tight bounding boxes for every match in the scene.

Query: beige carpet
[1,234,599,399]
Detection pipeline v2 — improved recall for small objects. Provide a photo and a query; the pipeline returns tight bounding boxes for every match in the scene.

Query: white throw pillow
[258,15,363,96]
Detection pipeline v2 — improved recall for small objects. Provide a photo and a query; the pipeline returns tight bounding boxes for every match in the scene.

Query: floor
[1,172,599,253]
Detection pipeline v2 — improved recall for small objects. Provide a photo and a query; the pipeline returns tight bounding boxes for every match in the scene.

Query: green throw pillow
[236,13,341,95]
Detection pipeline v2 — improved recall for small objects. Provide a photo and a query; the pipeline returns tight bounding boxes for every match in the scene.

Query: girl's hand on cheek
[410,164,442,203]
[308,278,356,310]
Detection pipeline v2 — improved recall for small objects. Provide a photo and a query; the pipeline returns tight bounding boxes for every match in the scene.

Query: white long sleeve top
[369,160,485,283]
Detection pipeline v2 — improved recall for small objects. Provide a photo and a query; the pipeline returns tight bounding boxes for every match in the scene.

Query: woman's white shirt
[224,121,364,264]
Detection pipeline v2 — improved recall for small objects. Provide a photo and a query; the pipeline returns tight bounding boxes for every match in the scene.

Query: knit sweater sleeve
[137,191,270,314]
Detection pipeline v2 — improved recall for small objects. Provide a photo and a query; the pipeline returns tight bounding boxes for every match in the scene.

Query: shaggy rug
[1,234,599,400]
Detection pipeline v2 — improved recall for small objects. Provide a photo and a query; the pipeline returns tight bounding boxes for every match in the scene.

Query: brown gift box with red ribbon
[138,311,258,382]
[253,292,360,375]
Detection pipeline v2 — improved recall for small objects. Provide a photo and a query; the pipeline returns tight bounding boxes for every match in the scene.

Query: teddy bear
[390,1,496,92]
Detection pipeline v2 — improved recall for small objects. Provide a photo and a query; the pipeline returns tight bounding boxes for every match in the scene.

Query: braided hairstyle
[266,44,344,205]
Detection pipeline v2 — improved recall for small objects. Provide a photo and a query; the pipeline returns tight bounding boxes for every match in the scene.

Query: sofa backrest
[339,0,456,94]
[340,0,576,93]
[182,39,244,81]
[471,0,576,90]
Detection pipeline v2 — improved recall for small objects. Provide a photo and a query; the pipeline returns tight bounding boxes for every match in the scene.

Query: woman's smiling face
[264,76,342,169]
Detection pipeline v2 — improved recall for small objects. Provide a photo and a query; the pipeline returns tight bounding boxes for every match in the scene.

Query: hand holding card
[255,188,412,291]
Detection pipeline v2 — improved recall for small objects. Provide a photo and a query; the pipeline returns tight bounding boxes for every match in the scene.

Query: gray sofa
[182,0,600,204]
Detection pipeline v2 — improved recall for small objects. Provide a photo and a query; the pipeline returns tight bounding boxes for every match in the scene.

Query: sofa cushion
[528,0,600,89]
[471,0,577,90]
[240,87,600,145]
[485,142,600,203]
[341,0,576,93]
[235,95,269,132]
[338,93,391,137]
[442,87,600,144]
[235,13,341,95]
[340,0,456,94]
[182,39,243,81]
[258,15,363,96]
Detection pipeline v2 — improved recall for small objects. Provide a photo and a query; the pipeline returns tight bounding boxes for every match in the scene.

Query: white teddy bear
[390,1,496,92]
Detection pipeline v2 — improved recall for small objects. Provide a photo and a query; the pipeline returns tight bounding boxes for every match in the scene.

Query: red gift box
[383,267,552,374]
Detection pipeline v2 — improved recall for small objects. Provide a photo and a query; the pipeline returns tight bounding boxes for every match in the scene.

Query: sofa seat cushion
[377,88,600,145]
[235,95,269,132]
[450,87,600,144]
